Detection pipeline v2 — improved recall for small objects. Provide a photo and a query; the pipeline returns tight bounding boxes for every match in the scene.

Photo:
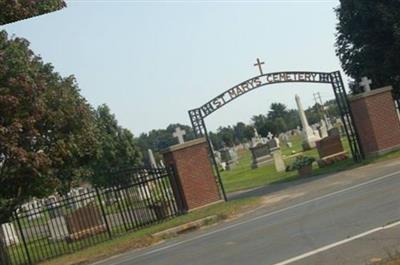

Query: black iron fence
[1,166,182,265]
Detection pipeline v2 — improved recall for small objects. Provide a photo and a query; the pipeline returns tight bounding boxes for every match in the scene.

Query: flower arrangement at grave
[287,156,315,177]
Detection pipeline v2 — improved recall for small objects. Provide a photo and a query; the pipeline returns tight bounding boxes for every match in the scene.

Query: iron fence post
[14,212,32,265]
[95,187,112,239]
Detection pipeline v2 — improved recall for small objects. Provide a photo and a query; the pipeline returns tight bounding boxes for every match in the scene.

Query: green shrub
[288,156,315,171]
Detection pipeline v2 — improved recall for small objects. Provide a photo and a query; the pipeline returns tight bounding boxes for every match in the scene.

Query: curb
[152,215,220,239]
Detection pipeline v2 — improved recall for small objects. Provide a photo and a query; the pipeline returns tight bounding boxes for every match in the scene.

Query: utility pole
[313,92,330,128]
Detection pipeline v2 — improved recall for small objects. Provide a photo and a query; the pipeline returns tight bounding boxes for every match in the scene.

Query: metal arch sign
[188,70,363,162]
[188,69,364,202]
[196,71,333,119]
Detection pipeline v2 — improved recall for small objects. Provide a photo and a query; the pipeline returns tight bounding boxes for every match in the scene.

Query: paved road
[94,160,400,265]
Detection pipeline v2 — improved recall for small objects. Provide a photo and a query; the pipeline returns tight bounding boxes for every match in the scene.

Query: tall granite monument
[295,94,320,149]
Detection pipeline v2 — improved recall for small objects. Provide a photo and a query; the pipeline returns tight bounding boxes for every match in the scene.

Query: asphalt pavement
[93,158,400,265]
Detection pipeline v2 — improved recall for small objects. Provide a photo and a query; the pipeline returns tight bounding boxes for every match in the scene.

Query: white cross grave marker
[359,76,372,92]
[267,132,273,140]
[173,127,186,144]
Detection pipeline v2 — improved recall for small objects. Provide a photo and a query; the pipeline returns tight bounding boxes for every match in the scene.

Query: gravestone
[313,129,321,139]
[48,216,69,241]
[46,196,63,219]
[65,204,106,241]
[285,132,293,147]
[251,127,262,147]
[270,147,285,172]
[334,118,346,136]
[267,137,279,150]
[220,147,238,170]
[280,133,291,147]
[1,223,19,246]
[250,143,273,169]
[220,162,227,171]
[316,135,347,167]
[25,199,43,221]
[328,127,340,137]
[267,132,273,140]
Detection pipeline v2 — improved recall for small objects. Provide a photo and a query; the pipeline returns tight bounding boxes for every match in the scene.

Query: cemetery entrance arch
[189,71,364,198]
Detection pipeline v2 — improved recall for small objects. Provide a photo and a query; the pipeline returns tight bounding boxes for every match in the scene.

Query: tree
[217,126,236,147]
[89,104,142,186]
[0,0,66,25]
[335,0,400,99]
[0,31,98,262]
[233,122,254,143]
[251,114,272,136]
[208,132,220,150]
[0,31,99,223]
[267,103,288,120]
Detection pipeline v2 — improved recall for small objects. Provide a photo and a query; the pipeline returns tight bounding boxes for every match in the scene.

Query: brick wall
[349,86,400,157]
[163,138,221,211]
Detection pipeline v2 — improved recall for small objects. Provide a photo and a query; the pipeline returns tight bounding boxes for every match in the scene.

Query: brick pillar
[162,138,222,212]
[349,86,400,158]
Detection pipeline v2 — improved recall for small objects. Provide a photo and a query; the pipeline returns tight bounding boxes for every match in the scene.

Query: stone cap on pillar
[348,86,393,102]
[161,137,207,154]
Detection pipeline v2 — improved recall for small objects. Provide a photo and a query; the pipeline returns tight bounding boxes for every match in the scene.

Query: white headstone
[1,223,19,246]
[267,132,273,140]
[172,127,186,144]
[26,199,43,220]
[220,162,227,171]
[270,148,285,172]
[359,76,372,92]
[48,216,69,241]
[147,149,157,168]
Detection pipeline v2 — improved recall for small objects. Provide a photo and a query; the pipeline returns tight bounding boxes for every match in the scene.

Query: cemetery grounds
[222,134,357,193]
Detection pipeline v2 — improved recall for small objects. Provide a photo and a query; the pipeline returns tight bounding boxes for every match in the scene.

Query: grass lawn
[220,134,400,194]
[37,196,262,265]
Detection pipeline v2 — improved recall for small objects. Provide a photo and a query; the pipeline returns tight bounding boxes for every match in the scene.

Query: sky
[1,0,345,136]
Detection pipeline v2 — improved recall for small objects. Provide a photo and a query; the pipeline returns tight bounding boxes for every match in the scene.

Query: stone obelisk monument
[295,94,320,149]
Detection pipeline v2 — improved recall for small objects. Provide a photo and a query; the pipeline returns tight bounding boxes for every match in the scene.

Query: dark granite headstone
[316,135,344,158]
[65,204,106,241]
[250,143,273,169]
[316,135,348,167]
